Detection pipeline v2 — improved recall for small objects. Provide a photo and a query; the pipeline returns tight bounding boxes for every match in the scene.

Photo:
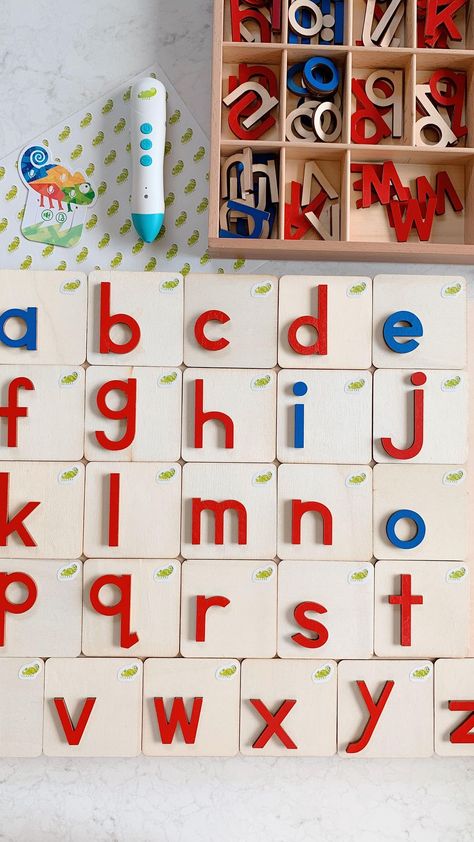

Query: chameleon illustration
[20,146,95,211]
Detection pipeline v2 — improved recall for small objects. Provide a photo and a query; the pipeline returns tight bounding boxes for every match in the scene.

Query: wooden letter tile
[85,366,182,462]
[373,369,468,464]
[180,559,277,658]
[82,559,181,657]
[0,365,85,461]
[84,462,181,558]
[87,271,183,366]
[0,559,82,657]
[182,368,276,462]
[338,659,433,757]
[0,657,44,757]
[374,561,470,657]
[142,657,240,756]
[373,464,467,560]
[0,271,87,365]
[277,560,374,659]
[181,462,277,559]
[278,275,372,369]
[184,274,278,368]
[277,370,372,464]
[43,657,143,757]
[240,658,337,756]
[435,659,474,756]
[278,464,373,561]
[0,461,84,559]
[373,274,466,369]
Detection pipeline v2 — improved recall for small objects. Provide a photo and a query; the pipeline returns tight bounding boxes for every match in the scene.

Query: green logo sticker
[345,472,367,488]
[215,662,238,681]
[441,282,463,298]
[251,281,273,298]
[60,278,81,294]
[409,664,432,682]
[59,371,80,387]
[117,663,140,682]
[18,661,42,680]
[252,564,275,582]
[446,565,467,583]
[312,663,333,683]
[156,467,177,483]
[443,469,465,486]
[57,562,80,581]
[252,470,273,487]
[347,281,367,297]
[348,567,371,584]
[58,465,81,484]
[153,563,176,582]
[345,378,366,393]
[158,371,178,387]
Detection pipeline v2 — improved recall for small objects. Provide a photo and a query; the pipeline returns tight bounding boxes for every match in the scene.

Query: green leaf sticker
[252,564,274,582]
[251,281,273,297]
[409,664,432,682]
[251,374,271,390]
[153,564,175,581]
[57,562,80,581]
[441,375,462,392]
[345,378,365,393]
[446,565,467,583]
[59,278,81,295]
[252,471,273,487]
[347,281,367,297]
[158,371,178,387]
[345,472,367,488]
[311,663,333,683]
[117,663,140,682]
[59,371,80,387]
[18,661,42,680]
[58,465,80,484]
[160,277,180,293]
[156,467,177,483]
[441,282,462,298]
[348,567,371,584]
[215,663,238,680]
[138,87,157,100]
[443,469,465,486]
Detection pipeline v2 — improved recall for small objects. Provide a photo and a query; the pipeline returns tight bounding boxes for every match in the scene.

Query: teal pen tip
[132,212,164,243]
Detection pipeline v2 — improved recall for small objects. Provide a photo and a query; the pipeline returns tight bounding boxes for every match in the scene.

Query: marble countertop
[0,0,474,840]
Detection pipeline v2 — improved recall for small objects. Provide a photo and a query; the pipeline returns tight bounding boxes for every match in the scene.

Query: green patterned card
[0,65,263,275]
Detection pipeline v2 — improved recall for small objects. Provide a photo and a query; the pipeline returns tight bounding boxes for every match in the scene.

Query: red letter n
[291,499,333,545]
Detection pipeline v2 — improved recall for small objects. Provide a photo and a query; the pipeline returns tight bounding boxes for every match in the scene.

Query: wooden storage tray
[208,0,474,263]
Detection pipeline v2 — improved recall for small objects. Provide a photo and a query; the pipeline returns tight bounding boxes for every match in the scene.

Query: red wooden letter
[195,594,231,641]
[194,379,234,449]
[89,573,139,649]
[346,680,395,753]
[449,700,474,743]
[191,498,248,545]
[388,574,424,646]
[153,697,203,744]
[229,0,272,42]
[291,499,333,545]
[0,473,40,547]
[250,699,297,749]
[389,197,437,243]
[99,281,141,355]
[287,285,328,357]
[194,310,230,351]
[381,372,426,460]
[108,472,120,547]
[0,377,34,447]
[0,571,37,646]
[53,697,96,746]
[95,379,137,451]
[292,601,329,649]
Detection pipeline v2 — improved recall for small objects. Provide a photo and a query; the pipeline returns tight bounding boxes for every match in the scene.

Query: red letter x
[250,698,297,749]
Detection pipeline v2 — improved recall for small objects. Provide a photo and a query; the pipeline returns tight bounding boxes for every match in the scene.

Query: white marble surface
[1,1,474,839]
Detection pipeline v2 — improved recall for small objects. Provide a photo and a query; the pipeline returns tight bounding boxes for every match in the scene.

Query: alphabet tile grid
[0,269,470,758]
